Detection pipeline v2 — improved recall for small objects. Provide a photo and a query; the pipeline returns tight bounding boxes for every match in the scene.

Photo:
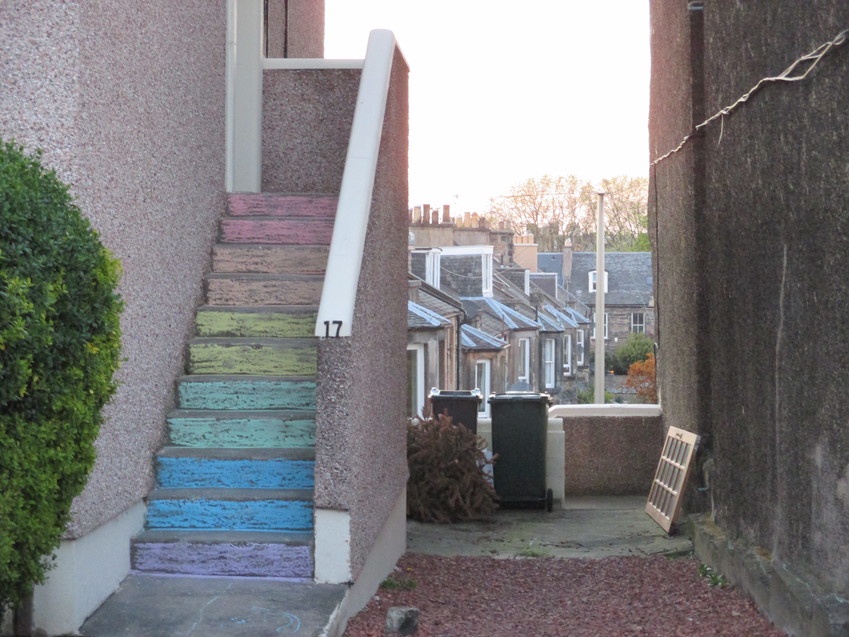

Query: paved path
[79,496,689,636]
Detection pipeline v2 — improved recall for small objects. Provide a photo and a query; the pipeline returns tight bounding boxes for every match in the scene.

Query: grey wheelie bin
[488,392,553,511]
[428,389,482,434]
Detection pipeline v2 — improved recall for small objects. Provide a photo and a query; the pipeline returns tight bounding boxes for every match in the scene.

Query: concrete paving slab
[78,575,346,637]
[406,496,693,559]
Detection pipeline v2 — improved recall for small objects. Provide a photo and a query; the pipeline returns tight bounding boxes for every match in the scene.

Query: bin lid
[429,388,483,401]
[488,391,552,404]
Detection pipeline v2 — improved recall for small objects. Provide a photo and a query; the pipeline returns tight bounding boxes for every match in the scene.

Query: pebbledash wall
[650,3,849,635]
[0,1,326,632]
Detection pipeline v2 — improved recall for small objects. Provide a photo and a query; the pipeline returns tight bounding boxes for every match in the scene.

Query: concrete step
[155,447,315,490]
[187,337,316,376]
[167,409,315,448]
[212,244,329,275]
[227,193,337,218]
[195,306,317,339]
[176,375,316,411]
[219,216,333,245]
[131,529,313,578]
[205,273,323,306]
[145,488,314,532]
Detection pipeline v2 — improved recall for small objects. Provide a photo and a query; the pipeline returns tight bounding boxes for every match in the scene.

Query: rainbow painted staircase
[131,193,335,579]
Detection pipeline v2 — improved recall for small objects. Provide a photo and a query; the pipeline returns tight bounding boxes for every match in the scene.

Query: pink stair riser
[219,218,333,245]
[227,193,337,218]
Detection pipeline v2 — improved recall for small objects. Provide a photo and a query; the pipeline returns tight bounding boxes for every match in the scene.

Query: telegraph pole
[594,191,606,404]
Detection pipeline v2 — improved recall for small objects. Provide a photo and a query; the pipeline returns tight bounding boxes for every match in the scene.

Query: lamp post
[594,191,606,404]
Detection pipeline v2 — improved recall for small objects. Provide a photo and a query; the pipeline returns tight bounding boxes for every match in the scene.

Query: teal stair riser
[156,457,314,490]
[177,379,316,410]
[167,414,315,448]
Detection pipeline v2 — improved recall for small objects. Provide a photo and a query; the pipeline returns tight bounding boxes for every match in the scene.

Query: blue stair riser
[178,379,316,410]
[167,415,315,448]
[156,457,314,490]
[131,541,312,579]
[146,499,313,532]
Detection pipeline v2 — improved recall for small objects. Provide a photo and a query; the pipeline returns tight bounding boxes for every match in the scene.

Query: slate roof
[537,253,563,282]
[460,324,508,350]
[569,252,653,306]
[407,300,451,329]
[543,304,580,329]
[462,297,542,331]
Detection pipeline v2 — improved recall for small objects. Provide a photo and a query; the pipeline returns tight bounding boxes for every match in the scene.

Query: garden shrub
[406,414,498,523]
[0,140,123,614]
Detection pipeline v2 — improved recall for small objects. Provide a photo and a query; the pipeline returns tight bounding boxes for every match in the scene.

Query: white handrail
[314,29,399,338]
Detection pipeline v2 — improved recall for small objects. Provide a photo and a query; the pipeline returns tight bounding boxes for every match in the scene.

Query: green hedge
[0,140,123,612]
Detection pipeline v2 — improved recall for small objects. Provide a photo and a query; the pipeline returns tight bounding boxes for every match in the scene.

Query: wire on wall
[651,28,848,167]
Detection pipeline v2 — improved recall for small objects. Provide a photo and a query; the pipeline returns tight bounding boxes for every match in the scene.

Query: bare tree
[488,175,649,252]
[488,175,595,251]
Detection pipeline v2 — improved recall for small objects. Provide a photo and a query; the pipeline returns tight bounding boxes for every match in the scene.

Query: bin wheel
[545,488,553,512]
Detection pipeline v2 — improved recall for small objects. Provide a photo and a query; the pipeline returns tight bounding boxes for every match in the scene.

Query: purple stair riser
[132,541,312,578]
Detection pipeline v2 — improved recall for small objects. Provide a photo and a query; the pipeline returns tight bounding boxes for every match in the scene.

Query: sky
[324,1,650,214]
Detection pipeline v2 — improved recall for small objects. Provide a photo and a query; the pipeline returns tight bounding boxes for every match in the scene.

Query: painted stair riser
[132,541,312,578]
[177,379,316,410]
[212,245,329,275]
[168,416,315,448]
[196,310,316,339]
[146,499,313,532]
[188,343,316,376]
[156,457,314,490]
[227,193,337,218]
[219,218,333,245]
[206,278,322,306]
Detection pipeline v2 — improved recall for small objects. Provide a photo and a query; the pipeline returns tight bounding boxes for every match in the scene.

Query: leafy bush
[576,385,614,404]
[625,352,657,403]
[0,140,123,613]
[406,415,498,523]
[608,333,654,374]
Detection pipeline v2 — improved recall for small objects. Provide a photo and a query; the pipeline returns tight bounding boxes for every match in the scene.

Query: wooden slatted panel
[646,426,700,533]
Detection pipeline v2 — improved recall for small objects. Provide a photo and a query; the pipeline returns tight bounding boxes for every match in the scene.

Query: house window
[475,360,491,416]
[543,338,556,388]
[588,270,608,293]
[481,252,493,297]
[406,345,425,418]
[591,312,608,340]
[564,334,572,375]
[425,251,440,289]
[631,312,645,334]
[518,337,531,384]
[577,329,584,366]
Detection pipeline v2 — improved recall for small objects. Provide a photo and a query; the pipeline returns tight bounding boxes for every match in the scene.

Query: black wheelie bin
[488,392,553,511]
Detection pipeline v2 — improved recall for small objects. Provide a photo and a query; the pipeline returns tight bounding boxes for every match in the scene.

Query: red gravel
[343,553,785,636]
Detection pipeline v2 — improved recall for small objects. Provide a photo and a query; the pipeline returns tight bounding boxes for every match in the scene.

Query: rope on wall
[650,28,848,167]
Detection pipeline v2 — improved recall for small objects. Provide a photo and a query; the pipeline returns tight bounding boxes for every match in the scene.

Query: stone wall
[650,3,849,633]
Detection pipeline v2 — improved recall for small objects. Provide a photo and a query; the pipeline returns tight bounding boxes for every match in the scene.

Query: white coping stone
[32,500,145,636]
[314,509,352,584]
[549,404,663,418]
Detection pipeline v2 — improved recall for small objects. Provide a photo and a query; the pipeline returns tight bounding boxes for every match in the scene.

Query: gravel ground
[343,553,785,636]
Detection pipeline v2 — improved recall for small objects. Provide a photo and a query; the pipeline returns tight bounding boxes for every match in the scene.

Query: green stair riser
[168,415,315,448]
[196,310,316,338]
[188,343,316,376]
